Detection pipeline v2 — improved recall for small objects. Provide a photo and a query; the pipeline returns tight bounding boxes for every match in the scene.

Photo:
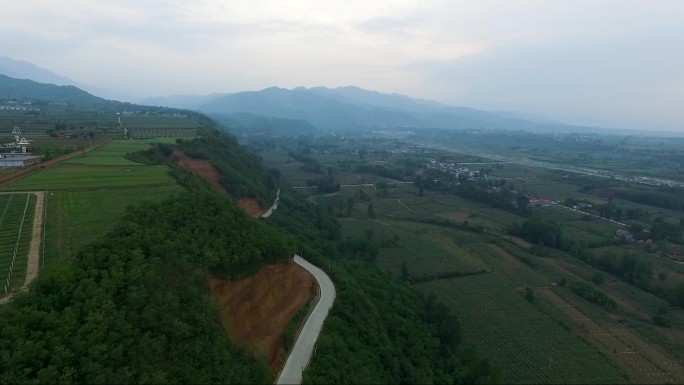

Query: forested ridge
[0,192,293,384]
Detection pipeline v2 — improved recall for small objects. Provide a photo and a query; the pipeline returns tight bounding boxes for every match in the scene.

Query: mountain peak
[0,56,76,86]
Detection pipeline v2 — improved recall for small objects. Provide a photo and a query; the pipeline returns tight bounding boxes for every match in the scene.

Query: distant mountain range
[4,56,670,136]
[143,85,582,133]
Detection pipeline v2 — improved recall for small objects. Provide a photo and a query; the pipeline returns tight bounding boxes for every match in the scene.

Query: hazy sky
[2,1,683,131]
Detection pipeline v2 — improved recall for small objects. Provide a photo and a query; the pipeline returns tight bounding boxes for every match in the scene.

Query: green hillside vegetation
[0,192,293,384]
[264,189,499,384]
[125,129,279,205]
[178,131,279,203]
[158,129,496,382]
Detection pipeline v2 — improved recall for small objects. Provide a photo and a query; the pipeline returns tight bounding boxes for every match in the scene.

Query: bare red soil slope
[174,150,263,216]
[209,261,314,372]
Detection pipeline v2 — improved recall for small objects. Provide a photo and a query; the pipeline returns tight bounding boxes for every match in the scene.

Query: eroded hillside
[210,261,314,372]
[173,146,314,374]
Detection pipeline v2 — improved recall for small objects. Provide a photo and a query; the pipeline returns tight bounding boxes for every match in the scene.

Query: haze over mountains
[0,56,77,87]
[144,86,584,134]
[2,56,680,136]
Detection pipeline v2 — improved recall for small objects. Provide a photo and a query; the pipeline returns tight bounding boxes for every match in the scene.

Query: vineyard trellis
[0,193,36,296]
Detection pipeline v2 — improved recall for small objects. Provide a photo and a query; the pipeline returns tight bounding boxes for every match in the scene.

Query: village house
[615,229,634,242]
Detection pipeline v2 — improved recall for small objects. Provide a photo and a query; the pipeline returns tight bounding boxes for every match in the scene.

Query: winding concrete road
[262,188,280,218]
[262,188,335,384]
[275,255,336,385]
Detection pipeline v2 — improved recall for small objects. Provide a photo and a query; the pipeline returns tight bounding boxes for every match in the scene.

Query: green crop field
[416,272,627,384]
[339,218,490,279]
[63,138,178,166]
[2,138,178,191]
[42,185,183,269]
[0,193,36,294]
[3,163,173,191]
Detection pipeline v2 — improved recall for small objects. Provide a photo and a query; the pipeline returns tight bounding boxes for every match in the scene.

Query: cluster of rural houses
[425,159,484,179]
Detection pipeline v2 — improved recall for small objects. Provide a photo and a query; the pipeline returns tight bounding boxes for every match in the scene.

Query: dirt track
[23,192,44,289]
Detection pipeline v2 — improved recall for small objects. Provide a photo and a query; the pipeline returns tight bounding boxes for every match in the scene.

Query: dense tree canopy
[0,192,293,384]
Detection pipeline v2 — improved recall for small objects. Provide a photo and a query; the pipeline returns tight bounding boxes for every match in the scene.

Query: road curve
[276,255,336,385]
[262,188,280,218]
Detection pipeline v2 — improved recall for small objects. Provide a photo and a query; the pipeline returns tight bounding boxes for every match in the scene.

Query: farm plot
[416,272,627,384]
[372,198,413,217]
[63,138,177,166]
[42,183,183,270]
[0,193,36,295]
[3,163,173,191]
[3,139,178,191]
[342,218,491,279]
[536,288,681,384]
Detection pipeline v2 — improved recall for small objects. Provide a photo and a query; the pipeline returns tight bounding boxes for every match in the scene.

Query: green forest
[0,192,292,384]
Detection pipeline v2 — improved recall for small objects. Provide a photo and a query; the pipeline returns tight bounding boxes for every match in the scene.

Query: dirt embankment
[209,261,315,373]
[173,150,315,374]
[173,150,263,216]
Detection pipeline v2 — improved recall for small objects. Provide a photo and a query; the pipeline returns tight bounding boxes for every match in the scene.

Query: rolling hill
[0,74,107,106]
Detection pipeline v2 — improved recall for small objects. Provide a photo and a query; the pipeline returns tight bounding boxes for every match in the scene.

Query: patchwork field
[277,138,684,384]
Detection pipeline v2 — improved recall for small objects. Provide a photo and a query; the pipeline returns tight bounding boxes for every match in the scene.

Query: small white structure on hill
[0,128,40,168]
